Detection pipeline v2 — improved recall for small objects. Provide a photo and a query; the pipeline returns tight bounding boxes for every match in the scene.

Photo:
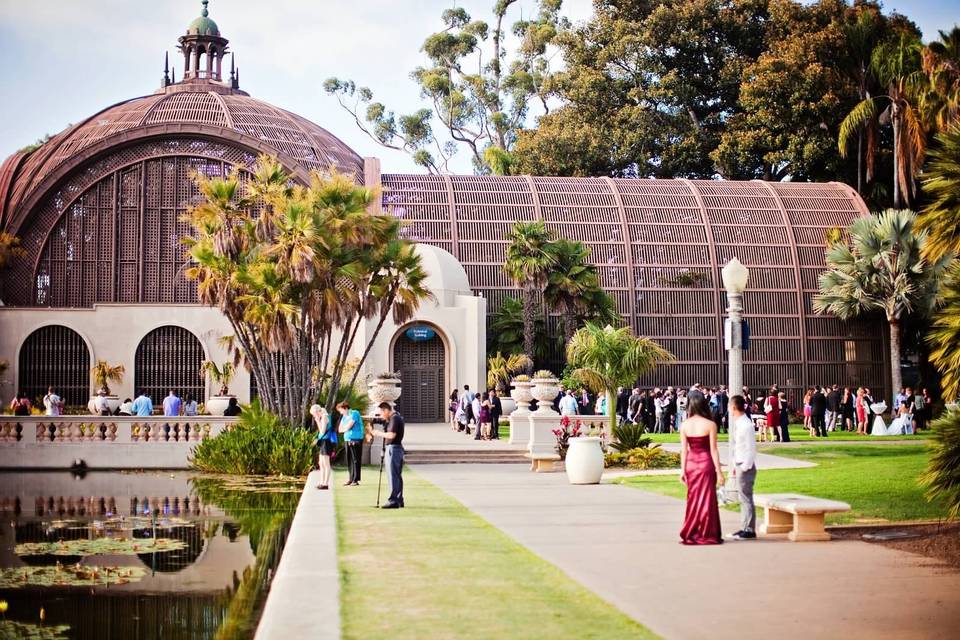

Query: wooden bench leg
[788,512,830,542]
[761,507,793,535]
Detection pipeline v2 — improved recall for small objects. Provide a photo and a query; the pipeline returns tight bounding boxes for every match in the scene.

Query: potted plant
[200,360,235,415]
[368,372,402,412]
[557,416,604,485]
[487,352,532,416]
[530,369,560,415]
[88,361,125,414]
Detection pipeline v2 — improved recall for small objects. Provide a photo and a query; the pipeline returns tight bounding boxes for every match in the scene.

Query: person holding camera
[368,402,405,509]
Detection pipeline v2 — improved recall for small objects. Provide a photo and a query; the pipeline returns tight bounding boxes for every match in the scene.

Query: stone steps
[404,449,529,465]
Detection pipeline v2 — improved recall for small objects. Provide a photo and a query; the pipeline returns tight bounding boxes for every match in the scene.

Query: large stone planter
[368,377,402,412]
[499,397,516,416]
[508,380,534,445]
[205,395,234,416]
[565,436,604,484]
[87,395,120,415]
[530,378,560,416]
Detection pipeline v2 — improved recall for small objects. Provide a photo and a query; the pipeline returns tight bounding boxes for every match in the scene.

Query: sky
[0,0,956,175]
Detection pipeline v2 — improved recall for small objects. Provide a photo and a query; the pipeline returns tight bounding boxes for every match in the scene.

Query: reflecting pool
[0,471,302,639]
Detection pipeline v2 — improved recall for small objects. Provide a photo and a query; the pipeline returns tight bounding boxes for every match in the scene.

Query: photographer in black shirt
[368,402,405,509]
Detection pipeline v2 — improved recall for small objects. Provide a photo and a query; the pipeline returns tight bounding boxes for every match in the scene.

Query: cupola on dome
[187,1,220,36]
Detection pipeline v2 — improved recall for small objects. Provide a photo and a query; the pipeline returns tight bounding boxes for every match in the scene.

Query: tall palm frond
[918,125,960,262]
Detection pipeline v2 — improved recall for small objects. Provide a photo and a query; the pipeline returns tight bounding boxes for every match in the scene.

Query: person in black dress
[488,389,503,439]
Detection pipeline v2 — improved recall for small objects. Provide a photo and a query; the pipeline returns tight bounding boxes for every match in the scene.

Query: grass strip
[336,467,657,640]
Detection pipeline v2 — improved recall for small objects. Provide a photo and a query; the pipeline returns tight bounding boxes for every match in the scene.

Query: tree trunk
[888,317,903,405]
[857,130,864,194]
[564,308,577,344]
[522,284,536,368]
[892,110,900,208]
[607,388,617,443]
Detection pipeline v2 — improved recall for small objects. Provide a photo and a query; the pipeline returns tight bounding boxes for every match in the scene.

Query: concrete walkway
[413,463,960,640]
[402,421,527,452]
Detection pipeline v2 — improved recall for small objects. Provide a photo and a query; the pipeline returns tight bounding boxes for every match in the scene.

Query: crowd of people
[448,385,504,440]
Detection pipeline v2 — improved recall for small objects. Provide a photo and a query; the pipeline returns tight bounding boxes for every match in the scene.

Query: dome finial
[201,0,210,18]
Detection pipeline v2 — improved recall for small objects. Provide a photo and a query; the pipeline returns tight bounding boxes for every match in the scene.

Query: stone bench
[755,493,851,542]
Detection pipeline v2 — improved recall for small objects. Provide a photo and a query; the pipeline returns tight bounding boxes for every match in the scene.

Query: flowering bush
[604,446,680,470]
[552,415,582,460]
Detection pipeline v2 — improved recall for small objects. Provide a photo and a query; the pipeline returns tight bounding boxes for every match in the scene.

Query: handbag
[717,476,740,505]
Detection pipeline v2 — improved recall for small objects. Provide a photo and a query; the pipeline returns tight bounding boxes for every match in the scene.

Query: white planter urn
[510,380,534,415]
[530,378,560,416]
[499,396,516,416]
[565,436,604,485]
[87,395,120,414]
[206,395,234,416]
[368,377,402,412]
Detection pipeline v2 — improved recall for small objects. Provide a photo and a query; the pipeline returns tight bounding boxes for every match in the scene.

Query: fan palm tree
[567,323,673,435]
[814,209,948,401]
[544,239,611,342]
[487,352,534,392]
[90,361,125,395]
[839,32,925,207]
[503,220,555,366]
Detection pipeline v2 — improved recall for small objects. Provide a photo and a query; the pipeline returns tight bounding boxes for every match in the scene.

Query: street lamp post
[721,257,750,496]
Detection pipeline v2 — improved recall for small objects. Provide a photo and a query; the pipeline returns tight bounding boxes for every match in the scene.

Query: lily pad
[16,537,188,557]
[0,564,148,589]
[0,621,70,640]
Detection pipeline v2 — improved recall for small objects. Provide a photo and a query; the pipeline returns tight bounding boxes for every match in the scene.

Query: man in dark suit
[643,390,656,433]
[616,386,630,425]
[488,389,503,439]
[810,386,828,438]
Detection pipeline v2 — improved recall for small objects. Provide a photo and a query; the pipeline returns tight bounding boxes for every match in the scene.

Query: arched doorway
[393,326,446,423]
[135,326,205,404]
[18,325,90,407]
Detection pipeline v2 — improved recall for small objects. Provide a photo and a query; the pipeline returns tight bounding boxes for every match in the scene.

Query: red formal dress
[679,435,722,545]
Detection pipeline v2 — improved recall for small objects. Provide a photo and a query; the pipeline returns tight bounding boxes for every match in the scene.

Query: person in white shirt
[93,390,111,416]
[43,386,63,416]
[558,390,579,416]
[729,395,758,540]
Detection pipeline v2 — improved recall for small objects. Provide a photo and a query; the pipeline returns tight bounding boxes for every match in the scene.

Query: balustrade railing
[0,416,237,445]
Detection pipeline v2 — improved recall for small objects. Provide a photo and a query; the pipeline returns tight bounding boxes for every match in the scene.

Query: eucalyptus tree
[567,323,673,435]
[503,220,555,365]
[324,0,566,173]
[813,209,948,400]
[183,156,432,425]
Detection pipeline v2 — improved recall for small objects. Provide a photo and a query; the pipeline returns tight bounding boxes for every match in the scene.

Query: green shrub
[605,446,680,470]
[190,399,315,476]
[921,408,960,518]
[317,381,369,413]
[610,422,652,452]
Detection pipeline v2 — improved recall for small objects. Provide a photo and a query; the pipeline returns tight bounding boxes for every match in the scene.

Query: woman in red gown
[679,395,726,545]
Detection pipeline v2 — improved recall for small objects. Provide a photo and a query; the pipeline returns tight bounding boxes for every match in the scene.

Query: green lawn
[613,444,948,524]
[335,468,656,640]
[644,424,928,445]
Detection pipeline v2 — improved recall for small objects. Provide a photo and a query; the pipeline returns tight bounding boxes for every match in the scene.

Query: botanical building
[0,2,884,421]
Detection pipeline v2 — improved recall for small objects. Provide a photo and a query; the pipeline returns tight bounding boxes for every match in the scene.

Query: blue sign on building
[405,326,436,342]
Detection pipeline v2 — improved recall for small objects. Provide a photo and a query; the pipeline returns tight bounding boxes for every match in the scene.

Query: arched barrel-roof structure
[380,174,885,397]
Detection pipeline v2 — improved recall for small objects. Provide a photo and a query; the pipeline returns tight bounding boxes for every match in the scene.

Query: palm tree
[90,361,125,395]
[841,7,884,193]
[201,361,236,396]
[814,209,948,401]
[487,352,534,392]
[544,239,613,342]
[839,32,925,207]
[488,297,550,363]
[917,125,960,402]
[503,220,555,366]
[919,27,960,131]
[566,323,673,435]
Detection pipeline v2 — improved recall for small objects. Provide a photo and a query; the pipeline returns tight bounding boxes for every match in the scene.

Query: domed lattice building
[0,2,884,422]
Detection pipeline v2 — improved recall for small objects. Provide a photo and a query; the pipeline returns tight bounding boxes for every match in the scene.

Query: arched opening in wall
[392,325,447,423]
[135,326,205,406]
[18,326,90,408]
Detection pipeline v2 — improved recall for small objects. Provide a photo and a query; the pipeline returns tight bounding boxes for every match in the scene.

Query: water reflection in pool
[0,472,301,639]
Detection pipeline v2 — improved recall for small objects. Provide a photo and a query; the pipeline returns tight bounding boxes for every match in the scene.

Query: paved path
[413,463,960,640]
[402,421,527,451]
